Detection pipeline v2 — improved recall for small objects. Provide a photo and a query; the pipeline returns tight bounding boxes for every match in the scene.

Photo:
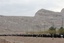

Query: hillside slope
[0,8,64,34]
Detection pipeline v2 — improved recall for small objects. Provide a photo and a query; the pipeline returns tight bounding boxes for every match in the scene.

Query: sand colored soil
[0,38,10,43]
[0,36,64,43]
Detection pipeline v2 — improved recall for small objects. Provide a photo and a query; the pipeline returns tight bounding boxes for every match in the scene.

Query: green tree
[48,26,56,34]
[48,26,56,40]
[58,27,64,34]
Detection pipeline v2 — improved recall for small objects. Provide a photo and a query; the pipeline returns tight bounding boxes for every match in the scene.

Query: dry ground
[0,38,10,43]
[0,36,64,43]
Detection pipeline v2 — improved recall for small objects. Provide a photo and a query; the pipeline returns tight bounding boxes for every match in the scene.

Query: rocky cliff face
[34,9,64,30]
[0,8,64,34]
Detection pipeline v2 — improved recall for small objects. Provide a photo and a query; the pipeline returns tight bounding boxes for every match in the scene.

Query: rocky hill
[0,8,64,34]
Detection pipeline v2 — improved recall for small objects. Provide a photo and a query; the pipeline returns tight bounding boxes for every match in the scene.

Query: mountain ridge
[0,8,64,34]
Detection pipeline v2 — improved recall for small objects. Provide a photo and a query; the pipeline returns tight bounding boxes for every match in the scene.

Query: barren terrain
[0,36,64,43]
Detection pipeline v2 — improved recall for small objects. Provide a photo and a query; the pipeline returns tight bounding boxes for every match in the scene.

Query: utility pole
[42,22,46,34]
[44,22,45,34]
[60,15,64,38]
[51,17,55,40]
[51,18,54,28]
[62,16,63,27]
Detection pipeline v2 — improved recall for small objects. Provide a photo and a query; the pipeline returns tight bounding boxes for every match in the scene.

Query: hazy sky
[0,0,64,16]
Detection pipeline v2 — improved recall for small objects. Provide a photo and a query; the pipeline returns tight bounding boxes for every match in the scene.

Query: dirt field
[0,38,10,43]
[0,36,64,43]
